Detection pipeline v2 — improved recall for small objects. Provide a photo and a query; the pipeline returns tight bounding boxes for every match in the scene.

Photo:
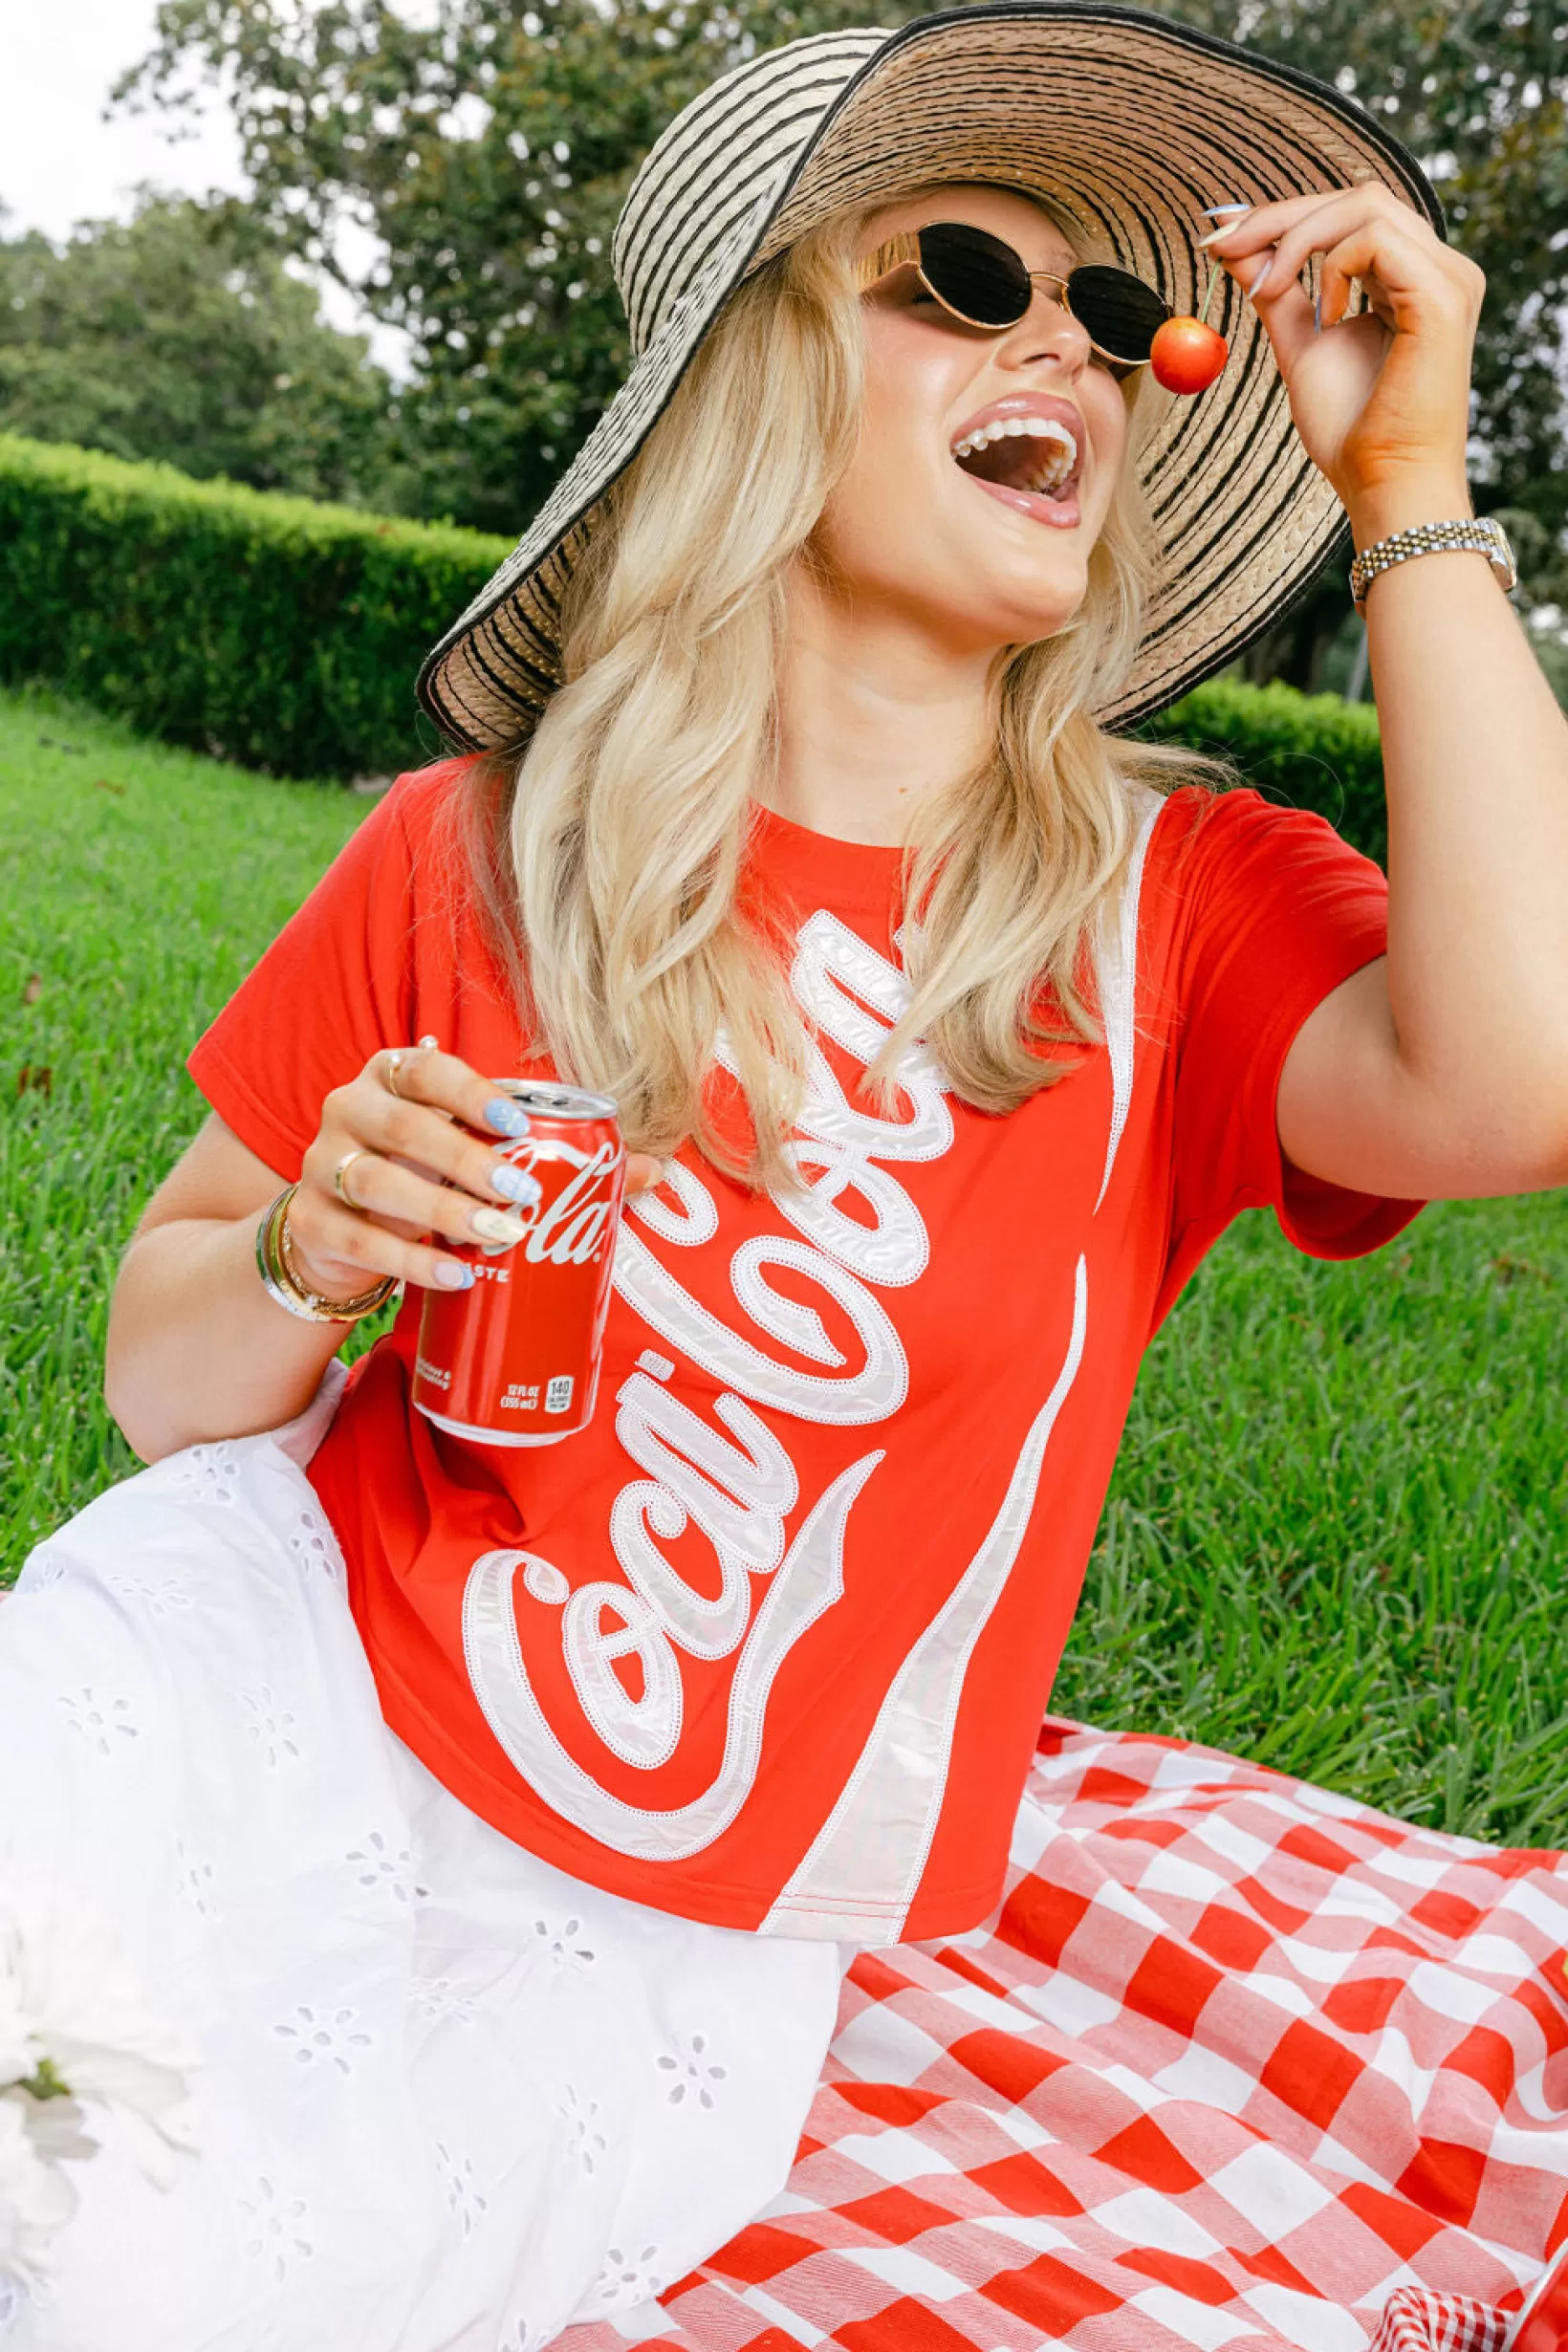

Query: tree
[116,0,1567,682]
[114,0,915,534]
[0,193,393,507]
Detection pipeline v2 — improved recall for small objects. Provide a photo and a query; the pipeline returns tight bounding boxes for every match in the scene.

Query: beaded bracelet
[1349,514,1516,614]
[254,1185,398,1325]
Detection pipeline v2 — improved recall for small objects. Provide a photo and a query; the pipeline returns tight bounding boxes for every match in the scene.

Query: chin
[968,571,1090,650]
[949,532,1097,646]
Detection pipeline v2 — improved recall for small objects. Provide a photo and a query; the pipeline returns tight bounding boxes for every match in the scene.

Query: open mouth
[952,417,1080,502]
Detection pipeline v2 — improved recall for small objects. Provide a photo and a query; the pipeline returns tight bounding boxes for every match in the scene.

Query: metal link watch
[1349,514,1517,614]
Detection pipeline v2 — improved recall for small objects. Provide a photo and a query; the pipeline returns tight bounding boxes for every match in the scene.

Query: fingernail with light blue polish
[1200,203,1252,218]
[435,1261,475,1290]
[485,1096,529,1138]
[1247,254,1274,296]
[490,1162,541,1206]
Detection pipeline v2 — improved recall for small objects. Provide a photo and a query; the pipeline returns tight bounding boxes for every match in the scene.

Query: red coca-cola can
[412,1081,626,1447]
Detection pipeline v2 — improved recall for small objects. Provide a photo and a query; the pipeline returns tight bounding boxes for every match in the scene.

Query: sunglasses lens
[916,223,1034,327]
[1067,264,1170,363]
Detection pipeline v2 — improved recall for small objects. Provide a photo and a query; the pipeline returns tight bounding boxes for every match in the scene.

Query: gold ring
[386,1039,437,1100]
[333,1147,369,1206]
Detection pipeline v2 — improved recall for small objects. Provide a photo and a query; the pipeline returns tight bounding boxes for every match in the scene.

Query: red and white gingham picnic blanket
[559,1721,1568,2352]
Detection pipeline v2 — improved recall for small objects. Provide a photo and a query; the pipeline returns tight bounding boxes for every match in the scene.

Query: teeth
[953,415,1078,467]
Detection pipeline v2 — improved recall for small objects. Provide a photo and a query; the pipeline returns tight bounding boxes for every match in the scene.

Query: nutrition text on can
[412,1082,626,1447]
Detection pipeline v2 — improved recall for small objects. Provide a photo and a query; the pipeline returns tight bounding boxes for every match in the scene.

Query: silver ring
[333,1147,370,1207]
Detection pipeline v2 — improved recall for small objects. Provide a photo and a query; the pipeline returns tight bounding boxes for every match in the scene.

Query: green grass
[3,684,1565,1849]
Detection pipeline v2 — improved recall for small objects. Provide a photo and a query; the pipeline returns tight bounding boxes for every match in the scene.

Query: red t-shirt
[188,760,1421,1944]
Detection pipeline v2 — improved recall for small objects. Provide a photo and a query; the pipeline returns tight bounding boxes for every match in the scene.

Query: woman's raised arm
[1203,185,1568,1202]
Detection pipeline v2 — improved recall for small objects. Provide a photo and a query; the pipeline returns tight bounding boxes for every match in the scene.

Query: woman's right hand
[288,1045,662,1302]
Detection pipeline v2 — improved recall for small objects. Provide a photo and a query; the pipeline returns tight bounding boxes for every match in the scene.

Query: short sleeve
[186,765,459,1179]
[1151,787,1423,1327]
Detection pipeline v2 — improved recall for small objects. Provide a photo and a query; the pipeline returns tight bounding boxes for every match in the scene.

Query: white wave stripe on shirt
[761,1253,1090,1942]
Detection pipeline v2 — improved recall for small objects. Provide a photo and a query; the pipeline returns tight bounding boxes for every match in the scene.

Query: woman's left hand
[1200,185,1484,516]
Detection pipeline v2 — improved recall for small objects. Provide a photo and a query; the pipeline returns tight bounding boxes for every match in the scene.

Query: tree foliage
[114,0,1568,667]
[0,194,393,505]
[115,0,914,534]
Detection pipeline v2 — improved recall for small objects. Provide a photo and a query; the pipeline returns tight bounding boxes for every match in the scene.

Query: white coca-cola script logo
[464,916,937,1854]
[459,781,1162,1922]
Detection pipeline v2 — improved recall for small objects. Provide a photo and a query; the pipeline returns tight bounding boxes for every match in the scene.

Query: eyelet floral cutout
[288,1508,342,1586]
[236,1684,302,1771]
[237,2174,316,2285]
[58,1685,141,1754]
[408,1975,478,2026]
[104,1569,195,1618]
[180,1441,241,1506]
[344,1829,429,1906]
[434,2138,490,2238]
[17,1544,65,1592]
[497,2317,547,2352]
[655,2029,727,2108]
[271,2003,376,2075]
[594,2244,665,2304]
[556,2082,608,2176]
[532,1913,597,1972]
[174,1837,220,1923]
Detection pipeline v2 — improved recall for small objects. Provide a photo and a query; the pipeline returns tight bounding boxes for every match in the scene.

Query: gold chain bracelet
[254,1185,398,1325]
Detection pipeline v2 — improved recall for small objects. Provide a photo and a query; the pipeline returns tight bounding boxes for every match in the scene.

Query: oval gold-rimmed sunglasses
[857,221,1173,377]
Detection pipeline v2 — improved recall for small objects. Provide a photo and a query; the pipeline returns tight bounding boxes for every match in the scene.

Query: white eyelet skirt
[0,1373,846,2352]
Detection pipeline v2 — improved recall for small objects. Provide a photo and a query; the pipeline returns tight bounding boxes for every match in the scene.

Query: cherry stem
[1197,262,1220,328]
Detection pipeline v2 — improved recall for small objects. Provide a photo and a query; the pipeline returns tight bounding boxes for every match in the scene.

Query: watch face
[1491,521,1519,592]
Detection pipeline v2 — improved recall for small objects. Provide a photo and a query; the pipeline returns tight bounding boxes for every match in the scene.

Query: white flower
[0,2095,77,2292]
[0,1964,42,2090]
[0,1856,203,2194]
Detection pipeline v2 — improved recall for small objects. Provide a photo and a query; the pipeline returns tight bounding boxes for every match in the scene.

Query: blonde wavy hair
[463,194,1225,1187]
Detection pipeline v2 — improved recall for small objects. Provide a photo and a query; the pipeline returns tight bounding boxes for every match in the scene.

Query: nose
[996,277,1092,377]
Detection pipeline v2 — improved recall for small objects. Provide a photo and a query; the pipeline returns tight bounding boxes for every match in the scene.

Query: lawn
[3,683,1565,1849]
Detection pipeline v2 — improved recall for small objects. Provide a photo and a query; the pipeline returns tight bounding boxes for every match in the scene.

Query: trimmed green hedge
[0,433,1388,854]
[1140,676,1386,867]
[0,433,509,779]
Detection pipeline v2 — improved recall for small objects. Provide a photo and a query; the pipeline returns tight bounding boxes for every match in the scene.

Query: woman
[3,7,1566,2348]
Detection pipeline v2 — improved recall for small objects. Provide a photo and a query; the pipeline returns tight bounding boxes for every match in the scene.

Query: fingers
[291,1047,542,1296]
[1195,182,1426,265]
[326,1052,542,1215]
[381,1043,534,1152]
[323,1143,537,1252]
[1199,183,1478,329]
[625,1152,666,1196]
[287,1184,481,1296]
[294,1048,667,1300]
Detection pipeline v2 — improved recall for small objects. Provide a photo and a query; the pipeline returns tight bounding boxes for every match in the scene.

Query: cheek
[817,348,976,582]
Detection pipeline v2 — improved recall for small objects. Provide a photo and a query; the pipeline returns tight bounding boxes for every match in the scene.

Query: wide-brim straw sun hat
[417,0,1444,749]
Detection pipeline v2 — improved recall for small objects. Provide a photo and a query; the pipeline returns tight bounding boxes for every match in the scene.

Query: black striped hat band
[418,1,1443,751]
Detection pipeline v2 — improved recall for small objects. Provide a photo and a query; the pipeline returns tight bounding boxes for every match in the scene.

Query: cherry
[1150,263,1229,395]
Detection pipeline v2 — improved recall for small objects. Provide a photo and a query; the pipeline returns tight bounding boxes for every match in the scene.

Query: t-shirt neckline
[746,800,904,917]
